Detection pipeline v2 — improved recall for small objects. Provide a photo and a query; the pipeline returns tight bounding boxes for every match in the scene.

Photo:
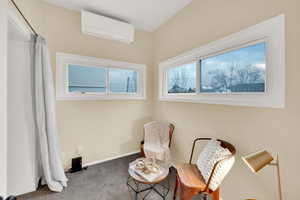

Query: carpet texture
[18,154,205,200]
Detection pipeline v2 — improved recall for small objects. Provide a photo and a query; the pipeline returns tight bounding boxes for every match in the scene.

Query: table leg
[127,168,171,200]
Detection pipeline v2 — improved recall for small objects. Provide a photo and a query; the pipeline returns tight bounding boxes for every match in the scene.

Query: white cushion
[196,139,235,191]
[196,139,221,182]
[209,155,235,191]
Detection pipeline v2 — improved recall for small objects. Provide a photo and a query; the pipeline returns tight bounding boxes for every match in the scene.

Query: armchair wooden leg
[179,185,198,200]
[173,175,179,200]
[211,188,220,200]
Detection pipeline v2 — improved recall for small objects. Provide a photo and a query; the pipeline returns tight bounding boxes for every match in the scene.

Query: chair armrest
[189,138,212,164]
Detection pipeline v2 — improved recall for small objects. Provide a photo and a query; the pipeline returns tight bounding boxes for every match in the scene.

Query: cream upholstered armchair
[173,138,236,200]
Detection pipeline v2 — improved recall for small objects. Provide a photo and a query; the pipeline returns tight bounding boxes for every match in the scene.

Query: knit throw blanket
[144,121,171,166]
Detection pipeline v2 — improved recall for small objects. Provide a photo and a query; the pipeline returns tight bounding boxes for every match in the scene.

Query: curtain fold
[33,35,67,192]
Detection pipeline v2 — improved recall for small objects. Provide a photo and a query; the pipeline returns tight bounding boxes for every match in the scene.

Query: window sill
[158,95,284,108]
[56,94,146,101]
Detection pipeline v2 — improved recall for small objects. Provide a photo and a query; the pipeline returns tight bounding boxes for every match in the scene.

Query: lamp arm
[268,155,283,200]
[268,162,278,166]
[276,155,283,200]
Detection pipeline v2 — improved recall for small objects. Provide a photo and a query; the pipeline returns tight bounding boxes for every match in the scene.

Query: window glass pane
[109,68,138,93]
[167,62,196,93]
[200,42,266,93]
[68,65,106,93]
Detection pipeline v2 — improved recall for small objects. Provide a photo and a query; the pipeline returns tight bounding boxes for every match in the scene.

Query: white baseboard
[83,150,140,167]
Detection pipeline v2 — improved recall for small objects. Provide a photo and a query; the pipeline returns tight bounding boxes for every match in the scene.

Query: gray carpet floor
[18,154,205,200]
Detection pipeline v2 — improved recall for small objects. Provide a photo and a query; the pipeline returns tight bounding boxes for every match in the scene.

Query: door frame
[0,0,8,197]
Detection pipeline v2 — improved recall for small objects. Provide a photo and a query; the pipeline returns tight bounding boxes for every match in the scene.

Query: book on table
[129,160,164,182]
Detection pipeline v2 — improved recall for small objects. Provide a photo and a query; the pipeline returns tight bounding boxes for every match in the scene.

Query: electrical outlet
[76,145,84,155]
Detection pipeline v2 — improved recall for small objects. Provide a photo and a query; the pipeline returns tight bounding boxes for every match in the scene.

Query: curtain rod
[10,0,38,36]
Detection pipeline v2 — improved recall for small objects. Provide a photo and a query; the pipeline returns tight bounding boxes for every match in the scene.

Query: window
[200,42,266,93]
[164,42,266,95]
[167,62,196,94]
[159,15,285,108]
[56,53,146,100]
[68,65,106,93]
[109,68,138,93]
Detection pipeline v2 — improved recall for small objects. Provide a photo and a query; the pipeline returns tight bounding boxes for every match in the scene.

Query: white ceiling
[43,0,193,32]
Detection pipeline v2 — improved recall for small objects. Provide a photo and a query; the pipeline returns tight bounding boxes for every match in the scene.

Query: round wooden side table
[127,161,170,200]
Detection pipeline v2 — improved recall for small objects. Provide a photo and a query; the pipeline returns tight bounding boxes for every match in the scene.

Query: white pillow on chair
[209,154,235,191]
[196,139,235,191]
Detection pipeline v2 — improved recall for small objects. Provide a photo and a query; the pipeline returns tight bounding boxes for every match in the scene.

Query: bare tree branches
[206,63,265,93]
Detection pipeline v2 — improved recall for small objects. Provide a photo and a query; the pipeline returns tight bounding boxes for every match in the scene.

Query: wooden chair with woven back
[173,138,236,200]
[140,123,175,157]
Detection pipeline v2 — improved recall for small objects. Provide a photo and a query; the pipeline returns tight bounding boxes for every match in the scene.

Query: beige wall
[15,0,154,169]
[153,0,300,200]
[13,0,300,199]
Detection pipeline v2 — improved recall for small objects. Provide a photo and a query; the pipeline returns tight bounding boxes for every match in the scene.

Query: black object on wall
[71,157,82,173]
[70,156,87,173]
[0,196,17,200]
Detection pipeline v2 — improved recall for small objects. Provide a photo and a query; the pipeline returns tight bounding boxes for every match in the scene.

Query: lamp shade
[242,150,274,173]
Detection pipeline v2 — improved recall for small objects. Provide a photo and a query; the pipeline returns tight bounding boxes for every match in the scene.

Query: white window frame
[158,15,285,108]
[56,53,146,100]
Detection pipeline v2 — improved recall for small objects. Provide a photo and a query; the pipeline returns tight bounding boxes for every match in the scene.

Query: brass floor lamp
[242,150,283,200]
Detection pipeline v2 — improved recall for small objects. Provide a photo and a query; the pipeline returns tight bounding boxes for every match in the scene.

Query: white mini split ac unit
[81,10,135,44]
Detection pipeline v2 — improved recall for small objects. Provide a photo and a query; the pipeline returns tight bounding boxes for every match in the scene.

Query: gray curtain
[34,36,67,192]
